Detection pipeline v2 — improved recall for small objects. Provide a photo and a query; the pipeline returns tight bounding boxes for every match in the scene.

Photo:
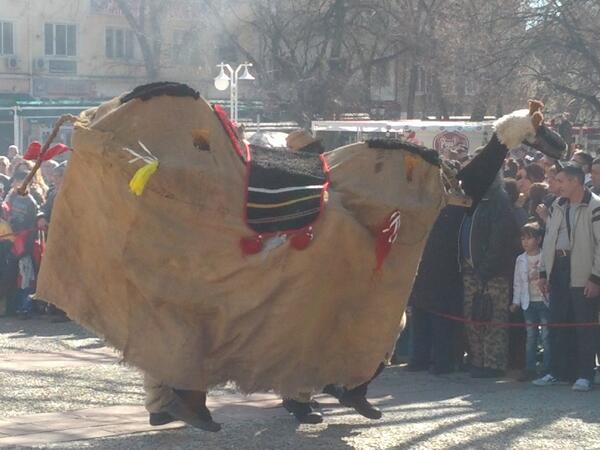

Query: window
[0,21,14,55]
[106,27,134,59]
[173,30,202,66]
[45,23,76,57]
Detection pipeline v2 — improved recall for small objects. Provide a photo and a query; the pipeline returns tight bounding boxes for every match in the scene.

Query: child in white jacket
[510,222,550,381]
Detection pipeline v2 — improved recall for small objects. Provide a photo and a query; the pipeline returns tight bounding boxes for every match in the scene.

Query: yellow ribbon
[129,160,159,196]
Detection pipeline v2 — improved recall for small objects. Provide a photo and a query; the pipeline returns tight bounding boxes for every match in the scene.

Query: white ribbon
[123,140,159,165]
[383,211,402,244]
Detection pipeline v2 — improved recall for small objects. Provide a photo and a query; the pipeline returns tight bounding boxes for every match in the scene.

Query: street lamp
[214,62,255,122]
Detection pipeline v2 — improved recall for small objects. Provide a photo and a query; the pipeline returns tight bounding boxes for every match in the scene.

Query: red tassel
[23,141,42,160]
[374,211,402,271]
[42,143,70,161]
[290,227,314,250]
[24,141,70,161]
[240,235,263,255]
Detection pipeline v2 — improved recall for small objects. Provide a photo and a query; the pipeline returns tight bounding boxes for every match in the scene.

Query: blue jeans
[523,302,550,373]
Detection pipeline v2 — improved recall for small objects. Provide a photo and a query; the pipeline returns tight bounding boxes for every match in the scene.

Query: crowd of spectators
[0,144,67,321]
[405,141,600,392]
[3,129,599,394]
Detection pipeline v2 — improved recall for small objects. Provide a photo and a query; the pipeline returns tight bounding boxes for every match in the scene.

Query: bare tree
[199,0,597,123]
[203,0,417,123]
[522,0,600,117]
[112,0,165,80]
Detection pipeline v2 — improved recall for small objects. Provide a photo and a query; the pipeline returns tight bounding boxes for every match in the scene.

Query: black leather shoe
[164,396,222,432]
[282,399,323,424]
[149,411,175,426]
[340,394,382,420]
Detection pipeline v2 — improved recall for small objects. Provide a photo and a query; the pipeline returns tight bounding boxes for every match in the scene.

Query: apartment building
[0,0,249,150]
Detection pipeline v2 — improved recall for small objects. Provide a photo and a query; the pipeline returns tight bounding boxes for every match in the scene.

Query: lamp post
[214,62,255,122]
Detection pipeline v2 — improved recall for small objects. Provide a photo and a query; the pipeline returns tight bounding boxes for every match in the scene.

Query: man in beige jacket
[535,164,600,391]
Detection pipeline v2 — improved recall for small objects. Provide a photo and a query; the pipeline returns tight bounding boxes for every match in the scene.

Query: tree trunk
[325,0,348,118]
[406,65,418,119]
[470,93,489,121]
[432,75,449,119]
[495,101,503,119]
[114,0,160,81]
[361,65,373,107]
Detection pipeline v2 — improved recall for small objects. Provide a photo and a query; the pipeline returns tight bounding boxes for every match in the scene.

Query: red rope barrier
[421,307,600,328]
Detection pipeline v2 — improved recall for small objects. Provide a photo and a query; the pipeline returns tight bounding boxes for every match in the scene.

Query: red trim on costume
[240,235,263,255]
[240,153,330,256]
[213,104,249,161]
[289,227,314,250]
[213,103,330,255]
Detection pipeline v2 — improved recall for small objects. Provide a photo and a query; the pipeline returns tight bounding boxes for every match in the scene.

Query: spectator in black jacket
[459,175,521,378]
[505,178,528,227]
[405,205,464,374]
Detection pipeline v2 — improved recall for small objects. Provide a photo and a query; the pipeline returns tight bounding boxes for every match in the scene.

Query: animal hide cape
[36,83,447,397]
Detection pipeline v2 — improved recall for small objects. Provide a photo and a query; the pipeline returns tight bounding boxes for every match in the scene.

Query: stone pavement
[2,317,600,449]
[0,394,289,447]
[0,406,183,447]
[1,347,119,371]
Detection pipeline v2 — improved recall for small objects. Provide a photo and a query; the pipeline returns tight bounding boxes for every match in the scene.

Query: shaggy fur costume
[493,109,536,150]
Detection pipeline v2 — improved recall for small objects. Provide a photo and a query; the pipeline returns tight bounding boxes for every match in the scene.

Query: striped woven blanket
[245,147,328,234]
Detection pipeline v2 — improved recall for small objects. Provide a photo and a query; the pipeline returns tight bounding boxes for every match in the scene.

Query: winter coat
[539,190,600,287]
[459,184,521,283]
[3,190,38,233]
[409,205,463,312]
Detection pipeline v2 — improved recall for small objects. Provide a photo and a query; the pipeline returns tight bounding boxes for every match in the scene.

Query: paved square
[1,317,600,449]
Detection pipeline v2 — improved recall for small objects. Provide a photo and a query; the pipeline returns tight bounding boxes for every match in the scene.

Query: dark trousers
[549,256,599,381]
[323,363,385,400]
[346,363,385,398]
[508,309,527,370]
[409,307,454,371]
